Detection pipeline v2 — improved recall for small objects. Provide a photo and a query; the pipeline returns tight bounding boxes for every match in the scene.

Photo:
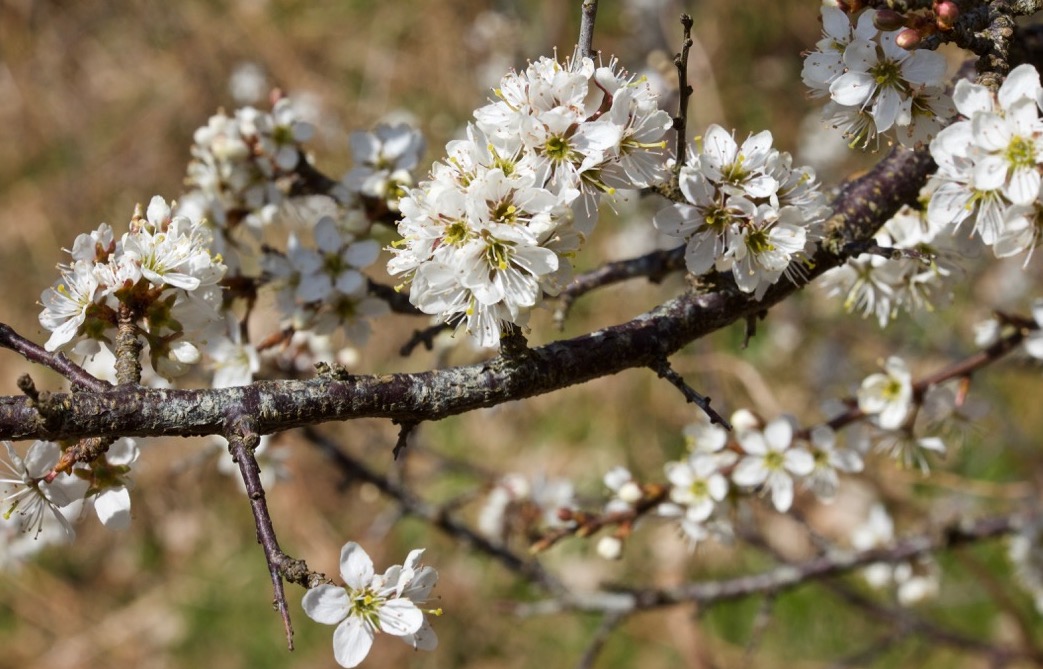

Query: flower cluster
[39,196,226,378]
[180,98,315,272]
[927,64,1043,262]
[803,6,952,148]
[477,472,576,542]
[855,356,950,472]
[302,542,438,668]
[653,125,831,298]
[263,214,389,343]
[388,52,673,347]
[650,411,862,547]
[851,503,939,605]
[819,205,964,327]
[0,436,139,569]
[343,123,426,214]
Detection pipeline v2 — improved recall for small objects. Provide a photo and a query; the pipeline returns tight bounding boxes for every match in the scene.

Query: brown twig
[227,415,328,650]
[0,322,111,392]
[672,14,695,179]
[302,426,568,596]
[553,246,686,327]
[514,512,1025,616]
[652,358,731,429]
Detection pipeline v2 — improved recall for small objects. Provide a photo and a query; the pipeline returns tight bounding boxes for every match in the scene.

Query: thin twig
[554,246,686,327]
[302,427,568,596]
[824,323,1028,433]
[578,0,599,59]
[392,420,417,459]
[575,611,626,669]
[400,322,452,357]
[0,322,111,392]
[227,416,327,650]
[514,512,1024,615]
[672,14,695,177]
[114,303,142,386]
[652,358,731,429]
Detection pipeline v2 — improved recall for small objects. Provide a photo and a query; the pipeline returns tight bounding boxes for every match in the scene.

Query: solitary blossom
[302,542,439,668]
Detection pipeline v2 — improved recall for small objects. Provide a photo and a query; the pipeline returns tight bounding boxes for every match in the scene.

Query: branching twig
[576,611,626,669]
[514,512,1023,615]
[824,322,1030,432]
[530,484,668,554]
[400,322,452,357]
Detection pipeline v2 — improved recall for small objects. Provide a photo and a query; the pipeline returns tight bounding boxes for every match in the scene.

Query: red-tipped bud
[896,28,922,50]
[874,9,906,32]
[935,1,959,30]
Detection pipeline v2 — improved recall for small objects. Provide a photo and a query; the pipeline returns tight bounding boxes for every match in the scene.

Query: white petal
[830,72,875,107]
[403,619,439,651]
[769,472,795,512]
[94,487,132,530]
[333,616,375,669]
[952,80,994,117]
[999,64,1042,109]
[146,196,171,226]
[783,448,816,476]
[302,585,351,625]
[732,457,769,487]
[339,542,375,589]
[376,598,424,636]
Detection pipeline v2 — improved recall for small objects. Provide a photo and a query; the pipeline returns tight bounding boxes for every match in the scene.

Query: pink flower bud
[935,1,959,30]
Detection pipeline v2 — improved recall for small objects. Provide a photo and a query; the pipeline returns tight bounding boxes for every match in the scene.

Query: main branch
[0,146,933,442]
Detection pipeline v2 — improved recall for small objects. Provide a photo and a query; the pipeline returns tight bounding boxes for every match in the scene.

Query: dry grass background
[1,1,1042,668]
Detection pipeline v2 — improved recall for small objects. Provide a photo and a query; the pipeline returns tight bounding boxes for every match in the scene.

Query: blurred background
[1,0,1042,668]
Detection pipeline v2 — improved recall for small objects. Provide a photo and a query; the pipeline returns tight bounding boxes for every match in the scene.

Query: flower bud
[618,481,643,504]
[895,28,922,50]
[596,535,624,560]
[873,9,906,32]
[935,1,958,30]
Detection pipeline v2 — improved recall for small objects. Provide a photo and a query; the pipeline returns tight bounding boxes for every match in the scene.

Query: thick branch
[0,146,933,442]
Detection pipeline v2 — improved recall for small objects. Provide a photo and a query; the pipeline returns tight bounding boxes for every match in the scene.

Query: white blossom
[857,356,914,429]
[392,50,672,347]
[0,441,87,539]
[731,417,814,512]
[302,542,437,668]
[927,64,1043,259]
[654,125,828,298]
[804,7,951,148]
